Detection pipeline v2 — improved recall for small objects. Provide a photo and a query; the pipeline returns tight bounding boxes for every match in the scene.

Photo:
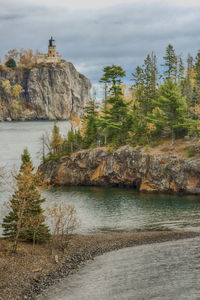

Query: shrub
[5,58,16,68]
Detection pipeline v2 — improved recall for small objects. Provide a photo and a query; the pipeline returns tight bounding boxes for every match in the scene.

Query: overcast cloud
[1,0,200,89]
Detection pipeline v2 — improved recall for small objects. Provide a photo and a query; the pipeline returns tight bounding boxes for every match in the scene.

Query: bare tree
[46,202,81,252]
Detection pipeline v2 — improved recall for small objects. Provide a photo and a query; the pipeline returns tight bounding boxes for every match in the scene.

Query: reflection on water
[36,237,200,300]
[44,186,200,233]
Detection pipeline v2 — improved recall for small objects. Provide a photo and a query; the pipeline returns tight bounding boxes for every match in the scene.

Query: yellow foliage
[152,107,163,116]
[19,49,36,66]
[69,113,81,128]
[191,105,200,117]
[147,122,156,134]
[50,133,63,153]
[2,80,11,95]
[12,84,24,98]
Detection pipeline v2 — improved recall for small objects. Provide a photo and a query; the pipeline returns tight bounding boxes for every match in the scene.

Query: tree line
[45,44,200,160]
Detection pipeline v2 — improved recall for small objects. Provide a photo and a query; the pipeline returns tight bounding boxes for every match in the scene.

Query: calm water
[1,121,200,299]
[44,186,200,233]
[36,237,200,300]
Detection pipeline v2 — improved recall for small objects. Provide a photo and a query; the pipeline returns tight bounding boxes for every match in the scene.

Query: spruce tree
[2,149,50,252]
[178,56,185,83]
[132,53,158,117]
[99,65,132,147]
[149,80,188,144]
[192,51,200,105]
[183,55,194,106]
[63,129,83,154]
[50,121,63,154]
[82,99,99,148]
[163,44,177,82]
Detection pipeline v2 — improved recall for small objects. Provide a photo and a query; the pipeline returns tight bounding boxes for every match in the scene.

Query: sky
[1,0,200,92]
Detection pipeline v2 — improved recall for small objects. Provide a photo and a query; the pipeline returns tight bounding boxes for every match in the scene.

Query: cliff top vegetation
[44,44,200,162]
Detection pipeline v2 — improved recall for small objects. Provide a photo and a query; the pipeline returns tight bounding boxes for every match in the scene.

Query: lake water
[36,237,200,300]
[1,121,200,299]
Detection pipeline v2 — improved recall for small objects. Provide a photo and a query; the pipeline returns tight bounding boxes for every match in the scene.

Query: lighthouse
[36,37,62,64]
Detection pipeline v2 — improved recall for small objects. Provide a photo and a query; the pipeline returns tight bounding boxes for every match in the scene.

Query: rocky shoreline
[0,231,198,300]
[39,142,200,194]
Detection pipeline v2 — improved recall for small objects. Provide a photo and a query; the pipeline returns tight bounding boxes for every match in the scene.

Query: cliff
[39,144,200,194]
[0,61,91,121]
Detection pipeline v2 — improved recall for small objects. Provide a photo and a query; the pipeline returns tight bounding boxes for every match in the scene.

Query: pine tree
[50,121,63,154]
[99,65,132,147]
[149,80,188,144]
[178,56,185,83]
[63,129,83,154]
[192,51,200,105]
[21,147,32,169]
[132,66,145,105]
[194,50,200,84]
[132,53,158,117]
[163,44,177,82]
[183,55,194,106]
[2,149,50,252]
[82,99,99,148]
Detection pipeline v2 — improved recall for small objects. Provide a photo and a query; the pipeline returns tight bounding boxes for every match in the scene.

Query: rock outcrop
[0,61,91,120]
[39,145,200,194]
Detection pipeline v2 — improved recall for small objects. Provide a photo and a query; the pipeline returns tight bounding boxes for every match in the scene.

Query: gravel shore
[0,231,199,300]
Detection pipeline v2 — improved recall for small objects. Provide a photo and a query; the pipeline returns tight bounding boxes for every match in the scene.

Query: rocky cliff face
[0,61,91,120]
[39,145,200,194]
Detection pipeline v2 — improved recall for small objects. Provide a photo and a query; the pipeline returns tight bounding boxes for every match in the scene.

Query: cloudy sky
[1,0,200,89]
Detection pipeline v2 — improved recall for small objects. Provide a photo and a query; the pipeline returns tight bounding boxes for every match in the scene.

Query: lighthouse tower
[48,37,57,58]
[36,37,62,64]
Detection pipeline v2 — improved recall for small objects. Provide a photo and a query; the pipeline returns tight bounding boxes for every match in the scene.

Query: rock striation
[0,61,91,120]
[39,145,200,194]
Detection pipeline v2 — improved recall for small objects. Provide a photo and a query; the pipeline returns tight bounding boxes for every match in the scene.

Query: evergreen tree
[194,50,200,84]
[149,80,188,144]
[99,65,132,147]
[132,53,158,117]
[192,51,200,105]
[63,129,83,154]
[5,58,16,68]
[2,149,50,252]
[99,72,110,111]
[82,99,99,148]
[21,147,32,169]
[143,53,158,114]
[132,66,145,105]
[178,56,185,83]
[50,121,63,154]
[163,44,177,82]
[183,55,194,106]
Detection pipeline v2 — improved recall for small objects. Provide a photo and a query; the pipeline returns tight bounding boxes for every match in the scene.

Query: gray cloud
[0,1,200,85]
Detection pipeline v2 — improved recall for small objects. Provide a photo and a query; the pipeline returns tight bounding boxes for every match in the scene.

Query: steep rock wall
[0,61,91,120]
[39,145,200,194]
